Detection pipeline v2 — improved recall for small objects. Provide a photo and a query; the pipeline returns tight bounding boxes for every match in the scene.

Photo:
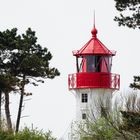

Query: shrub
[0,127,56,140]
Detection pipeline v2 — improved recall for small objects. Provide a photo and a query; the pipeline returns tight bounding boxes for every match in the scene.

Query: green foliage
[121,110,140,132]
[120,94,140,136]
[15,127,56,140]
[79,117,117,140]
[0,27,60,131]
[0,74,18,93]
[130,76,140,90]
[114,0,140,29]
[77,93,140,140]
[0,130,14,140]
[5,28,60,80]
[0,27,60,90]
[0,127,56,140]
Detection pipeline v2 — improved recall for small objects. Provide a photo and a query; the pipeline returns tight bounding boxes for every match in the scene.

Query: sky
[0,0,140,139]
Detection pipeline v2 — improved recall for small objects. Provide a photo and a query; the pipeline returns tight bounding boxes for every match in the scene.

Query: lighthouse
[68,25,120,121]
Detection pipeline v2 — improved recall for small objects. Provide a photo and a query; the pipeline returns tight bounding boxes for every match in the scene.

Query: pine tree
[0,28,60,132]
[114,0,140,29]
[130,76,140,89]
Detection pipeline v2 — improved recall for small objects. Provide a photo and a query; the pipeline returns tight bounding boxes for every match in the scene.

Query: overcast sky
[0,0,140,139]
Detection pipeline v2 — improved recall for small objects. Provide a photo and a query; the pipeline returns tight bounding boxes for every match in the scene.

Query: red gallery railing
[68,72,120,90]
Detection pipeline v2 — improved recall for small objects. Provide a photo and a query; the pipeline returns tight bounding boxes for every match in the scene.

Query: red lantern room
[68,26,120,90]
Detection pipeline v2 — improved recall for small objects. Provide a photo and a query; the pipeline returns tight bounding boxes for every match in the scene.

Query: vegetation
[0,127,56,140]
[109,2,140,138]
[74,93,140,140]
[130,76,140,90]
[0,28,60,132]
[114,0,140,29]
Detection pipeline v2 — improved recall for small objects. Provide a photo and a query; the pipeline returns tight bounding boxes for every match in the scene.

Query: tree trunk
[16,75,25,132]
[4,92,12,131]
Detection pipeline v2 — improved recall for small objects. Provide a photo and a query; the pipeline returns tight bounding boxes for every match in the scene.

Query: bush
[0,127,56,140]
[0,130,14,140]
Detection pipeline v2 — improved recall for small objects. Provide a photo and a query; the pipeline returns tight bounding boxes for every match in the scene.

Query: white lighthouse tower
[68,25,120,121]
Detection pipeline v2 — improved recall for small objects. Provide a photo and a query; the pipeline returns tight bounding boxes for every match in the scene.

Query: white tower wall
[73,88,114,121]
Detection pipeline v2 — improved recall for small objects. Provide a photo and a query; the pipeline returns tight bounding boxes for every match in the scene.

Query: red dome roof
[73,27,116,56]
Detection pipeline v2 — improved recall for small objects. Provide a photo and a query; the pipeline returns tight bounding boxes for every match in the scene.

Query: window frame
[81,93,88,103]
[82,113,87,120]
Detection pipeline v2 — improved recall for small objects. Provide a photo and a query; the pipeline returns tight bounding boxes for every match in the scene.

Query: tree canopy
[0,28,60,132]
[114,0,140,29]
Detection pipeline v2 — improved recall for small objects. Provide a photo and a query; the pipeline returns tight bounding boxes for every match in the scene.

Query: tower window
[81,93,88,103]
[82,113,87,119]
[101,107,108,117]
